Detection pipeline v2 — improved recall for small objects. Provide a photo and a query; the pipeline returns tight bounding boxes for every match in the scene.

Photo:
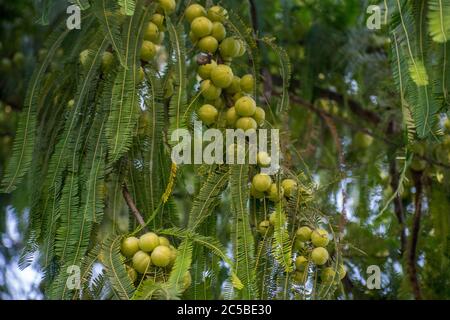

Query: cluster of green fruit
[120,232,191,289]
[251,174,298,202]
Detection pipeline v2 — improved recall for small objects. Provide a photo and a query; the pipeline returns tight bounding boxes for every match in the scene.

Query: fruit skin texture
[240,74,254,93]
[296,226,312,242]
[183,271,192,290]
[219,37,240,58]
[282,179,297,197]
[198,104,218,125]
[311,229,330,247]
[144,22,160,42]
[198,36,218,53]
[293,271,306,283]
[198,60,217,80]
[200,80,222,100]
[410,158,427,172]
[235,96,256,117]
[225,76,241,94]
[101,52,114,73]
[354,132,374,149]
[236,116,257,131]
[191,17,213,38]
[321,267,336,284]
[258,220,271,234]
[338,265,346,280]
[138,67,145,83]
[132,251,152,273]
[211,64,234,88]
[250,184,265,199]
[252,174,272,192]
[311,247,329,265]
[207,6,228,22]
[127,266,138,282]
[211,22,226,41]
[139,232,160,252]
[226,107,238,127]
[185,4,206,23]
[140,41,157,62]
[159,236,170,247]
[267,183,284,202]
[257,152,271,167]
[121,236,140,258]
[253,107,265,126]
[158,0,176,14]
[151,245,172,267]
[151,13,165,28]
[295,255,308,271]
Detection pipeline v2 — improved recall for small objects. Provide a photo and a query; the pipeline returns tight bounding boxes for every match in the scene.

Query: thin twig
[122,183,147,229]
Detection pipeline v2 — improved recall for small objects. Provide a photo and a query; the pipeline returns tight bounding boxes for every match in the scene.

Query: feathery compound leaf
[409,59,429,86]
[271,205,293,273]
[428,0,450,43]
[70,0,90,10]
[167,239,193,296]
[118,0,136,16]
[102,236,135,300]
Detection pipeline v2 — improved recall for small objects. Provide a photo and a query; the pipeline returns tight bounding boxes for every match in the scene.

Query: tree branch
[122,184,147,229]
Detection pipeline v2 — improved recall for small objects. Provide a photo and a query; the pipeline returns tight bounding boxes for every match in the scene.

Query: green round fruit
[226,107,238,127]
[200,80,222,100]
[189,31,199,43]
[139,232,160,252]
[258,220,271,234]
[127,266,138,282]
[267,183,284,202]
[294,239,306,251]
[211,97,226,109]
[101,52,114,73]
[79,49,90,66]
[410,157,427,172]
[257,151,271,168]
[311,229,329,247]
[253,107,265,126]
[13,52,24,65]
[185,4,206,23]
[121,236,140,258]
[211,22,226,41]
[198,36,218,53]
[169,245,178,265]
[67,99,75,110]
[250,184,265,199]
[354,132,374,149]
[282,179,297,197]
[144,22,160,42]
[140,41,157,62]
[321,267,336,284]
[269,212,276,226]
[211,64,234,88]
[138,67,145,82]
[155,32,165,45]
[198,104,218,125]
[236,117,257,131]
[207,5,228,22]
[151,245,172,267]
[240,74,254,93]
[296,226,312,242]
[191,17,213,38]
[225,76,241,94]
[183,271,192,290]
[235,96,256,117]
[219,37,240,58]
[295,255,308,271]
[158,0,176,14]
[236,40,246,57]
[151,13,165,28]
[311,247,329,265]
[232,92,244,102]
[198,60,217,80]
[293,271,306,283]
[132,251,152,273]
[338,264,346,280]
[159,236,170,247]
[252,174,272,192]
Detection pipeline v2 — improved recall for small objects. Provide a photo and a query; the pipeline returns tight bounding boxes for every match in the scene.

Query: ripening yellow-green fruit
[183,271,192,290]
[257,151,271,167]
[150,245,172,267]
[158,236,170,247]
[354,132,374,149]
[232,92,244,102]
[311,247,329,265]
[410,157,427,172]
[189,31,199,43]
[79,49,90,66]
[267,183,284,202]
[121,236,140,258]
[169,245,178,265]
[158,0,176,14]
[296,226,312,242]
[13,52,24,66]
[198,60,217,80]
[211,64,234,88]
[144,22,160,42]
[127,266,138,282]
[151,13,165,28]
[252,174,272,192]
[282,179,297,197]
[219,37,240,58]
[295,255,308,271]
[253,107,265,126]
[240,74,254,93]
[140,41,157,62]
[207,5,228,22]
[236,117,257,131]
[155,31,165,45]
[101,52,114,73]
[185,4,206,23]
[226,107,238,127]
[211,22,226,41]
[293,271,307,283]
[321,267,336,284]
[251,184,265,199]
[294,239,306,251]
[258,220,271,234]
[198,36,218,53]
[139,232,160,252]
[236,39,246,57]
[132,251,152,273]
[235,96,256,117]
[338,264,347,280]
[211,97,226,109]
[67,99,75,110]
[200,80,222,100]
[225,76,241,94]
[198,104,218,125]
[191,17,213,38]
[311,229,329,247]
[138,67,145,82]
